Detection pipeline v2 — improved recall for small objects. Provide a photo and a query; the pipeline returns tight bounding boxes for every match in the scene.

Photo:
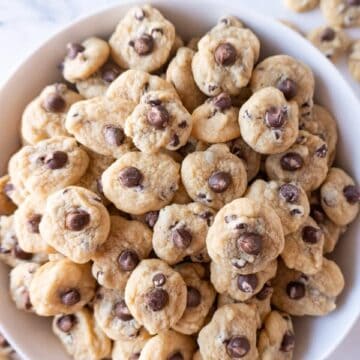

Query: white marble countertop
[0,1,359,359]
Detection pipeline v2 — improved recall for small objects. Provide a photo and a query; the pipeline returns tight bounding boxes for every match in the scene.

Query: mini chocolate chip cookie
[102,151,180,215]
[152,202,215,265]
[92,215,152,290]
[265,130,329,192]
[53,308,111,360]
[29,258,96,316]
[348,40,360,82]
[191,93,241,143]
[0,175,16,216]
[63,37,110,83]
[198,303,260,360]
[125,259,187,334]
[284,0,319,12]
[206,197,284,274]
[239,87,299,154]
[271,259,344,316]
[320,0,360,27]
[109,5,176,72]
[181,144,247,210]
[21,83,83,145]
[39,186,110,263]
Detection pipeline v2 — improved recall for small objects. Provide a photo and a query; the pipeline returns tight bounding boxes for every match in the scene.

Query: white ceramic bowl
[0,1,359,359]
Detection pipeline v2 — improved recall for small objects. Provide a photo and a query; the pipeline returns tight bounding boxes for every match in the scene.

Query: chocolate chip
[103,125,125,146]
[65,209,90,231]
[186,286,201,307]
[277,78,297,100]
[237,232,262,255]
[256,282,273,300]
[226,336,250,358]
[208,171,232,193]
[224,214,237,223]
[347,0,360,5]
[57,314,77,332]
[237,274,258,293]
[119,167,143,187]
[147,105,170,129]
[315,144,328,158]
[172,227,192,249]
[290,208,302,216]
[286,281,305,299]
[60,289,81,306]
[114,300,133,321]
[26,214,42,234]
[66,43,85,59]
[43,93,66,113]
[198,211,214,226]
[44,151,68,170]
[215,43,237,66]
[279,183,300,203]
[146,288,169,311]
[265,106,286,128]
[178,121,188,128]
[320,27,336,42]
[133,34,154,55]
[101,64,120,83]
[129,353,141,360]
[343,185,360,204]
[145,211,159,228]
[13,244,32,260]
[152,273,166,287]
[118,250,139,271]
[311,205,326,223]
[280,152,303,171]
[168,352,183,360]
[170,134,180,147]
[213,92,232,110]
[280,331,295,352]
[302,226,321,244]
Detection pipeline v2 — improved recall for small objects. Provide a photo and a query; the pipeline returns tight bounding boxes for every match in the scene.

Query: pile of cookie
[0,4,359,360]
[283,0,360,82]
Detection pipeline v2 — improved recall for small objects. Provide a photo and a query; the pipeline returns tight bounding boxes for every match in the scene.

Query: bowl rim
[0,1,359,359]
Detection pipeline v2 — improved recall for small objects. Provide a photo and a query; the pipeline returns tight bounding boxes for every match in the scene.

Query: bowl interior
[0,1,359,359]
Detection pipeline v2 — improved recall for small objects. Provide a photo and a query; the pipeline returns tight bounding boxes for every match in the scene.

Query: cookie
[0,175,16,216]
[29,258,96,316]
[109,5,176,72]
[75,61,122,98]
[271,259,344,316]
[102,151,180,215]
[284,0,319,12]
[320,0,360,27]
[181,144,247,210]
[106,69,178,103]
[172,263,216,335]
[112,328,152,360]
[265,130,329,192]
[258,310,295,359]
[246,180,310,235]
[307,26,350,62]
[192,26,260,96]
[124,90,192,153]
[225,136,261,181]
[152,203,215,265]
[191,93,241,143]
[281,216,324,274]
[139,330,196,360]
[94,286,142,340]
[210,259,277,301]
[320,167,359,226]
[66,96,135,158]
[10,262,39,312]
[124,259,187,334]
[21,83,83,145]
[198,303,259,360]
[166,47,207,113]
[299,104,338,165]
[39,186,110,264]
[62,37,110,83]
[8,136,89,198]
[92,215,152,290]
[206,197,284,274]
[250,55,315,122]
[53,308,111,360]
[348,40,360,82]
[239,87,299,154]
